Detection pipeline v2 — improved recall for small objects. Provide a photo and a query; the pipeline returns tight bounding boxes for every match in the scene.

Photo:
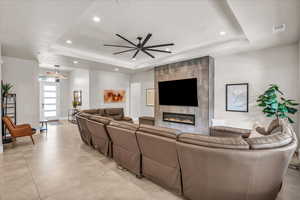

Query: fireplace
[163,112,195,125]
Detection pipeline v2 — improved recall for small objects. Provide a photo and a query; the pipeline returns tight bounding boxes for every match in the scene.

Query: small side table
[68,109,79,124]
[40,120,48,134]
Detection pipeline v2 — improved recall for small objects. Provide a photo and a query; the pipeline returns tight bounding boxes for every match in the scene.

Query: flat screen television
[158,78,198,106]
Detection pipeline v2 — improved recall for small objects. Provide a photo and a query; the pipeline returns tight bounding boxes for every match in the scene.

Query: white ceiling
[0,0,299,72]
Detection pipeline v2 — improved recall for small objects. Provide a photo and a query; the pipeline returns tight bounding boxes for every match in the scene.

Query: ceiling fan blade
[104,44,135,48]
[141,49,155,58]
[144,43,174,49]
[132,49,140,59]
[114,48,137,55]
[116,34,137,47]
[141,33,152,47]
[145,48,172,53]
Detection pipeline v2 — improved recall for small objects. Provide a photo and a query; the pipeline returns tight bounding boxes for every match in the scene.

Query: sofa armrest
[122,116,133,122]
[16,124,32,129]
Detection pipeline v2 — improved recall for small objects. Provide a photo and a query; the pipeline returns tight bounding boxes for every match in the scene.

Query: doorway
[40,79,60,121]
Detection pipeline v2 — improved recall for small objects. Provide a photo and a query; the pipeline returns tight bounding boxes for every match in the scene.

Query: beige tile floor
[0,121,299,200]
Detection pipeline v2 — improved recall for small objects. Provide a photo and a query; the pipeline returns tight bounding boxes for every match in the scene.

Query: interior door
[40,81,60,121]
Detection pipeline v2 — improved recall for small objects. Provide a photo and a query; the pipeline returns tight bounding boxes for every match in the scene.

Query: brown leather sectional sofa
[81,108,133,122]
[76,110,297,200]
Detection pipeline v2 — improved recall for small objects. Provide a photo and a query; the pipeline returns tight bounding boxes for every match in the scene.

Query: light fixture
[93,16,101,23]
[219,31,226,36]
[132,58,136,61]
[46,65,67,79]
[73,60,79,64]
[114,68,119,71]
[66,40,72,44]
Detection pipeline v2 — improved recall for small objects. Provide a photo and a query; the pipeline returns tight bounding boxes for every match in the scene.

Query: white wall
[214,43,299,131]
[2,56,40,129]
[89,70,130,115]
[69,69,90,110]
[60,75,70,118]
[130,70,155,119]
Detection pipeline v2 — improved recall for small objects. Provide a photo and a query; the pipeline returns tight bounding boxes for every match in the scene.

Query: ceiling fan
[46,65,67,79]
[104,33,174,59]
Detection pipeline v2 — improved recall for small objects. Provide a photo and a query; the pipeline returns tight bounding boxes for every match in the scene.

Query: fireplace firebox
[162,112,195,125]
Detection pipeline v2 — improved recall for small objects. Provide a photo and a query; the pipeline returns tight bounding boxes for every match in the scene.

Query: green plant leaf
[287,117,294,123]
[286,107,298,114]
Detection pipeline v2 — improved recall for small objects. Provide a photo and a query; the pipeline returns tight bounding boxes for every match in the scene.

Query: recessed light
[66,40,72,44]
[132,58,136,61]
[93,16,101,23]
[114,68,119,71]
[73,61,78,64]
[219,31,226,36]
[165,48,170,51]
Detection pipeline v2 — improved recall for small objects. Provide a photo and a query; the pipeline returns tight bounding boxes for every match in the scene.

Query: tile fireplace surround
[154,56,214,134]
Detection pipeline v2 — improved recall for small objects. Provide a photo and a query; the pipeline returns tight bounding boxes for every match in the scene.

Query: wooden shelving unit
[2,93,16,143]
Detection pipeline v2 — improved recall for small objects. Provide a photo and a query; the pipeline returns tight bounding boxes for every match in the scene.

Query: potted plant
[1,82,13,97]
[72,100,79,109]
[257,84,299,123]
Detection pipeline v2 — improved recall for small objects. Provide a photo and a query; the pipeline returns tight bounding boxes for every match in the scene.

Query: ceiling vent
[273,24,286,33]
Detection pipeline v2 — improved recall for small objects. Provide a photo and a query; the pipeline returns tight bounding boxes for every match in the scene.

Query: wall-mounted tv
[158,78,198,106]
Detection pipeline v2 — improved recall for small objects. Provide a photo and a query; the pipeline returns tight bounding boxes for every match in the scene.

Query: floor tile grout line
[22,150,42,200]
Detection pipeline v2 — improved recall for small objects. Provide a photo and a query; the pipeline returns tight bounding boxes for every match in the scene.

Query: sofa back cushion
[89,115,111,125]
[109,121,139,131]
[178,133,249,150]
[81,109,99,115]
[136,125,182,193]
[105,108,124,119]
[138,124,180,139]
[98,109,106,116]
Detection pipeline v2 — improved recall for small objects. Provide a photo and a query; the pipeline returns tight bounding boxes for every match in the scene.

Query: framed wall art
[146,88,155,106]
[104,90,126,103]
[226,83,249,112]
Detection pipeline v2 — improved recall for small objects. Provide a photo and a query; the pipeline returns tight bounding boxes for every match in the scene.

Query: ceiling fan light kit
[104,33,174,59]
[46,65,67,79]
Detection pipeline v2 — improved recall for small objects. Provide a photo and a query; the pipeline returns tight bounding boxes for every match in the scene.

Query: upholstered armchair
[2,116,36,144]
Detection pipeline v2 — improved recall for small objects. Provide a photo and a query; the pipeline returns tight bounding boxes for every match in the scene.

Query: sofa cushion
[255,119,282,135]
[98,109,106,116]
[178,133,249,150]
[79,112,92,119]
[246,124,293,150]
[105,108,123,115]
[89,115,111,125]
[138,124,180,139]
[81,109,99,114]
[267,119,282,134]
[109,121,139,131]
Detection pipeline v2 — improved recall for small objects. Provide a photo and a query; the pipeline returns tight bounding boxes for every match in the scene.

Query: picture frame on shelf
[226,83,249,112]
